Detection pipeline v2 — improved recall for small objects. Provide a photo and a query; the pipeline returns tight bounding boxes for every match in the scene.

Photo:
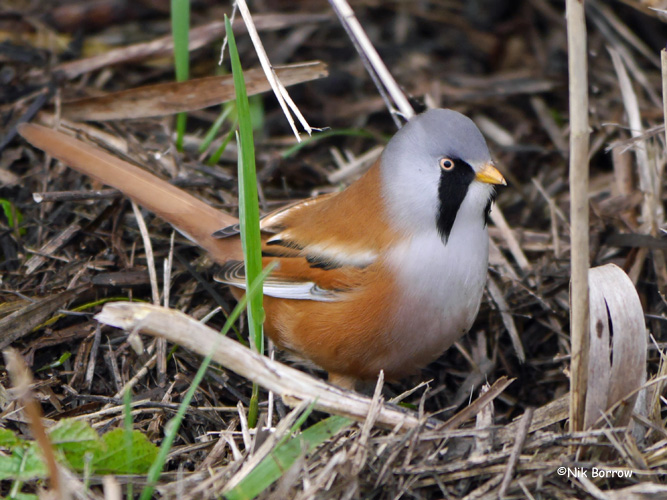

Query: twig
[33,189,119,202]
[610,46,667,292]
[566,0,591,434]
[24,224,81,275]
[488,207,531,276]
[96,302,427,429]
[352,370,385,473]
[222,400,312,494]
[662,49,667,152]
[327,145,383,183]
[103,475,122,500]
[609,48,658,230]
[4,349,66,499]
[328,0,414,123]
[234,0,311,140]
[498,407,534,498]
[438,377,514,431]
[487,277,525,362]
[531,178,566,258]
[131,201,166,386]
[54,15,330,80]
[112,353,158,399]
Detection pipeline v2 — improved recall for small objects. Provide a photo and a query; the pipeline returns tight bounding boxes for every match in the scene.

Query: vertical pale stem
[662,49,667,153]
[566,0,590,434]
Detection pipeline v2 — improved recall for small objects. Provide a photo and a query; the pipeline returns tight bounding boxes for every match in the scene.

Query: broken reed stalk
[4,349,63,498]
[327,0,414,123]
[566,0,591,434]
[662,49,667,151]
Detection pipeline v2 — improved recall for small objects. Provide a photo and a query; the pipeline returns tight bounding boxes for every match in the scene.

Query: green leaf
[0,199,22,229]
[0,444,48,481]
[207,119,238,165]
[11,494,40,500]
[48,419,103,470]
[171,0,190,83]
[93,429,158,474]
[139,262,277,500]
[0,198,25,236]
[0,428,23,449]
[226,14,263,350]
[226,12,265,429]
[248,95,265,132]
[36,351,71,372]
[11,493,40,500]
[200,105,234,153]
[171,0,190,150]
[224,416,352,500]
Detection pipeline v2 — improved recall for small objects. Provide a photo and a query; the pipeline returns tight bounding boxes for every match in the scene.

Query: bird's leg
[328,372,358,391]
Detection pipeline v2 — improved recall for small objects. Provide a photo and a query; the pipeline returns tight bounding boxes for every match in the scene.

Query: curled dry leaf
[584,263,647,429]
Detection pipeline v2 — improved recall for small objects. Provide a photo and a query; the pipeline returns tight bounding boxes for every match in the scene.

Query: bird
[18,109,505,389]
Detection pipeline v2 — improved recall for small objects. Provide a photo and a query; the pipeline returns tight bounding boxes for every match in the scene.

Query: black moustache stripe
[436,159,476,242]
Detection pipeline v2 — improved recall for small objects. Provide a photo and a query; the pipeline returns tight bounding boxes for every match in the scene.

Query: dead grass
[1,0,667,498]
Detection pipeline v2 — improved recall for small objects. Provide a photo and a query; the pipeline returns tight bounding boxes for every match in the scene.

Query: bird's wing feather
[214,162,399,301]
[215,256,355,302]
[212,193,336,239]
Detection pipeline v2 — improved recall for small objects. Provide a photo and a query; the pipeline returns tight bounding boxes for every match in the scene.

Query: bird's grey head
[380,109,502,239]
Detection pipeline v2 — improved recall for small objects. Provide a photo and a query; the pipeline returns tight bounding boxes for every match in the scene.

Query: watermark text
[556,467,633,479]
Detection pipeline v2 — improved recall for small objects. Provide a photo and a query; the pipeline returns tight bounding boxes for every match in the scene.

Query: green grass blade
[199,105,234,153]
[139,262,277,500]
[226,14,263,352]
[171,0,190,151]
[224,416,352,500]
[225,14,265,428]
[0,198,25,237]
[207,119,238,165]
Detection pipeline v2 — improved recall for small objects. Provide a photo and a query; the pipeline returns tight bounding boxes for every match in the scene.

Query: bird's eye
[439,158,455,170]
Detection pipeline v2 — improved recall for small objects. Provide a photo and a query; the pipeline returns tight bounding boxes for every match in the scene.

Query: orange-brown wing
[214,161,400,301]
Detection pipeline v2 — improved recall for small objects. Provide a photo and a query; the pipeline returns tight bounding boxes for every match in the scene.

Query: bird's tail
[18,123,242,263]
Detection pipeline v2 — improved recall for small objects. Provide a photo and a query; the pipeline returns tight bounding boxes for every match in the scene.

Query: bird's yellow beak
[475,163,506,186]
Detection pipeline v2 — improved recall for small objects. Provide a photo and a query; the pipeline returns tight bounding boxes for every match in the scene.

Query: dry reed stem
[498,406,534,498]
[4,349,65,499]
[95,302,425,429]
[566,0,591,435]
[487,277,524,362]
[53,15,328,80]
[130,201,165,388]
[235,0,312,139]
[328,0,414,121]
[60,62,328,122]
[663,49,667,150]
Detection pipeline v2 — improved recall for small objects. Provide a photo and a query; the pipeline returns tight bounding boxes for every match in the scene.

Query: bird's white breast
[381,198,490,373]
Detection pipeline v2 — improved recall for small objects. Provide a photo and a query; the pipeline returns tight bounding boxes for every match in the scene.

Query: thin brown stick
[53,15,329,80]
[498,407,534,498]
[17,123,242,263]
[438,376,514,431]
[234,0,313,140]
[663,48,667,171]
[566,0,591,434]
[33,189,119,203]
[327,0,414,122]
[24,224,82,275]
[4,349,65,499]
